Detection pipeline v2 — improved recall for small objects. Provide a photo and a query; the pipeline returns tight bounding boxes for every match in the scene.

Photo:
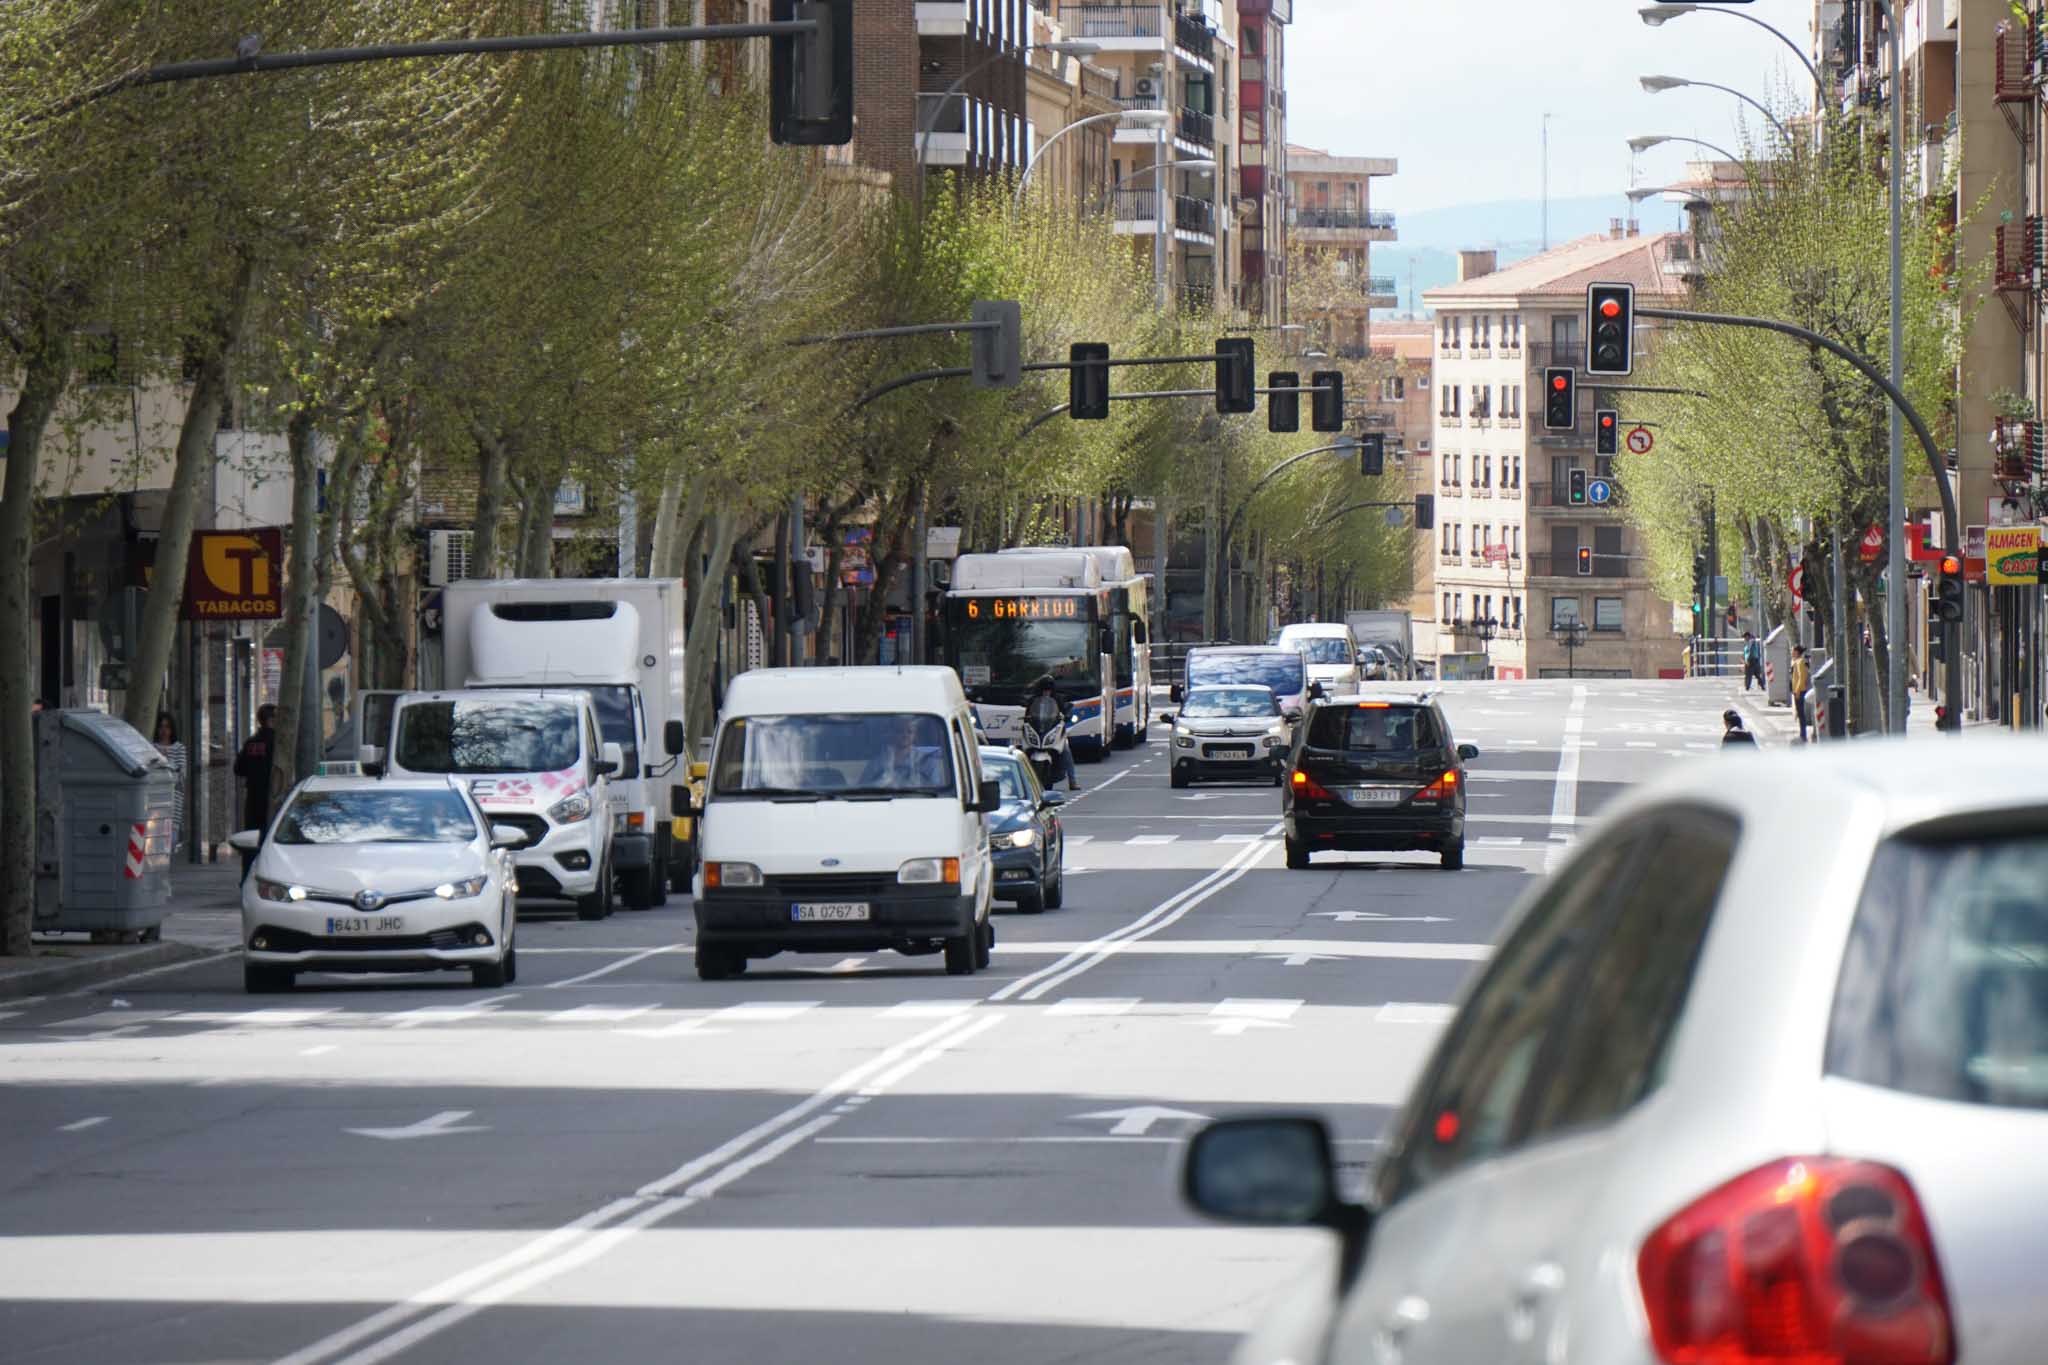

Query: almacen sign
[183,528,284,619]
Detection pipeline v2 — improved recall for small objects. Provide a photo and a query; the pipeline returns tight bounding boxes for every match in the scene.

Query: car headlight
[433,875,489,900]
[1174,725,1193,738]
[1004,829,1038,849]
[898,856,961,885]
[1264,733,1288,748]
[254,877,307,904]
[707,861,761,889]
[1175,737,1195,748]
[548,791,592,824]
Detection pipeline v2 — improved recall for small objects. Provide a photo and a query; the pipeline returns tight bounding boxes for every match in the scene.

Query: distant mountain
[1364,195,1643,319]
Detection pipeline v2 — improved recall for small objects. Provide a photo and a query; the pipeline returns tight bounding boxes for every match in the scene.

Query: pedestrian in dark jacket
[233,704,278,877]
[1721,709,1757,747]
[1741,632,1764,692]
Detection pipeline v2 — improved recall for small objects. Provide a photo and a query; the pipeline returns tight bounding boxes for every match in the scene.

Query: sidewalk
[0,859,244,1002]
[1728,680,1990,748]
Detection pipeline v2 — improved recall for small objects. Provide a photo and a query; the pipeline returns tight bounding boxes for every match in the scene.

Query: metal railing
[1173,11,1215,60]
[1108,189,1215,234]
[1066,5,1164,39]
[1177,106,1213,148]
[1526,551,1629,579]
[1527,479,1625,509]
[1292,208,1395,231]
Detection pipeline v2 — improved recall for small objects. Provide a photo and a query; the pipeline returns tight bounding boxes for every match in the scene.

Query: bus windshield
[947,606,1099,698]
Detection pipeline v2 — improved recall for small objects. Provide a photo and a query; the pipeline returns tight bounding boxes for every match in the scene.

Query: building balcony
[1291,208,1396,241]
[1064,5,1216,65]
[1528,479,1625,510]
[1439,414,1463,428]
[915,1,969,35]
[1109,188,1216,239]
[1527,551,1631,580]
[1177,106,1214,150]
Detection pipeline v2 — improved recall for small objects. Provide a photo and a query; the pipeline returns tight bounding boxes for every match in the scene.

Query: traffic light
[1310,370,1345,433]
[1692,553,1708,602]
[1358,433,1385,477]
[1413,493,1435,531]
[1543,366,1576,431]
[1586,283,1634,376]
[969,300,1021,388]
[1595,409,1619,457]
[1215,337,1255,414]
[769,0,854,145]
[1267,371,1299,433]
[1070,343,1110,420]
[1576,545,1593,576]
[1568,468,1588,505]
[1933,554,1965,623]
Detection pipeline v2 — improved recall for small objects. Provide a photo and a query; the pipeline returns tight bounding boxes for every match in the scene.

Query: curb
[0,941,227,1001]
[1731,692,1799,749]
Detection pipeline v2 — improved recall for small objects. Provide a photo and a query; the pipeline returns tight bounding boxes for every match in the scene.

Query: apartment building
[1423,231,1692,681]
[1285,144,1398,355]
[1234,0,1293,320]
[1358,321,1441,655]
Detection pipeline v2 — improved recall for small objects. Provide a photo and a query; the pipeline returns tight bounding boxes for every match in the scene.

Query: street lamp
[1626,185,1713,211]
[918,39,1101,202]
[1640,75,1792,146]
[1638,5,1824,91]
[1629,133,1743,164]
[1014,106,1169,208]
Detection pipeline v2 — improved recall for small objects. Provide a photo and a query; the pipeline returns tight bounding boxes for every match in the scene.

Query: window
[1453,592,1464,622]
[1480,455,1492,487]
[713,712,959,797]
[1377,831,1643,1203]
[1510,526,1522,558]
[1549,523,1579,568]
[1452,453,1462,485]
[1305,702,1441,753]
[1452,316,1463,347]
[1472,384,1489,419]
[275,788,481,845]
[1477,315,1491,346]
[1594,525,1625,576]
[1452,525,1463,554]
[1551,595,1581,629]
[1441,523,1453,554]
[1593,596,1625,631]
[1511,455,1522,488]
[1827,829,2048,1111]
[1551,313,1580,351]
[1386,375,1405,400]
[1523,811,1737,1138]
[1442,591,1453,622]
[1417,373,1430,390]
[1513,596,1524,630]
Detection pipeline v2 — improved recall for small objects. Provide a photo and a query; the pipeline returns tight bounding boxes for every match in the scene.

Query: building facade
[1357,320,1440,655]
[1285,144,1398,355]
[1234,0,1292,320]
[1424,231,1692,681]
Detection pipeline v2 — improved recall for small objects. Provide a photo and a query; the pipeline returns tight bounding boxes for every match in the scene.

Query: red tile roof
[1424,231,1691,304]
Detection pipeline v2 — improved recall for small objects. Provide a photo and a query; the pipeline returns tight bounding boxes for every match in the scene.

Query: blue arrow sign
[1587,478,1613,505]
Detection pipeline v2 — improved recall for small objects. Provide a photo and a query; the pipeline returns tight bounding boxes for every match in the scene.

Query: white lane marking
[1058,766,1139,805]
[1046,997,1138,1016]
[58,1116,108,1132]
[47,1010,178,1029]
[1475,836,1524,846]
[1064,834,1095,848]
[543,1004,660,1026]
[1626,741,1655,749]
[1214,834,1262,844]
[387,997,520,1029]
[996,938,1492,962]
[856,1014,1005,1098]
[815,957,868,974]
[300,1045,340,1057]
[171,1009,339,1026]
[1258,952,1345,967]
[1377,1003,1458,1024]
[714,1002,818,1023]
[878,1000,980,1020]
[347,1111,490,1142]
[1506,739,1540,746]
[1126,834,1178,846]
[545,946,679,989]
[1075,1104,1211,1136]
[816,1135,1179,1146]
[1209,998,1301,1036]
[56,948,238,996]
[1549,686,1586,871]
[1685,742,1713,750]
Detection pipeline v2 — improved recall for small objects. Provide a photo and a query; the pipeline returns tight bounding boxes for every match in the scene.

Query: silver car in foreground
[1185,736,2047,1365]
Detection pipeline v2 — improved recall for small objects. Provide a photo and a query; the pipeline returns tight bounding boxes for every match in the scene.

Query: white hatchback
[234,776,523,993]
[1185,736,2048,1365]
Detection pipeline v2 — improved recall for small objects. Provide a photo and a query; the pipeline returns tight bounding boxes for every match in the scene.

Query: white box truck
[436,579,688,908]
[1345,609,1416,681]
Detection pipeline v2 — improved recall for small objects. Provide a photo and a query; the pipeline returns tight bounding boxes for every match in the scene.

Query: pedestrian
[1741,631,1764,693]
[1720,709,1757,747]
[1789,645,1813,744]
[232,703,278,878]
[153,713,188,856]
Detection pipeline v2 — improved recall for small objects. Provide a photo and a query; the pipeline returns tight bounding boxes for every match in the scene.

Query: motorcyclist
[1024,674,1080,792]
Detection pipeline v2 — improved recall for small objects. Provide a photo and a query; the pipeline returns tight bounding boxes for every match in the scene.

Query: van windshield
[1291,637,1353,665]
[1189,652,1305,698]
[395,699,581,775]
[713,713,957,799]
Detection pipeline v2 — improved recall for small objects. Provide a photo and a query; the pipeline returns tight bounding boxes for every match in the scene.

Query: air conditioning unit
[1134,76,1159,99]
[427,529,473,587]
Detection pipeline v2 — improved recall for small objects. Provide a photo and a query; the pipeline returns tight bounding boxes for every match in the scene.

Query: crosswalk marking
[1377,1002,1457,1024]
[1475,835,1524,846]
[1126,834,1178,846]
[1626,741,1655,748]
[1210,998,1302,1022]
[1064,835,1094,848]
[1214,834,1262,844]
[544,1004,660,1026]
[878,1000,979,1019]
[1046,997,1138,1017]
[715,1002,819,1023]
[171,1009,340,1026]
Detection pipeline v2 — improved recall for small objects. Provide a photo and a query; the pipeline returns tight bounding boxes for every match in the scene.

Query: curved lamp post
[1013,107,1169,209]
[1628,132,1742,164]
[1640,75,1792,147]
[918,39,1100,202]
[1638,5,1823,91]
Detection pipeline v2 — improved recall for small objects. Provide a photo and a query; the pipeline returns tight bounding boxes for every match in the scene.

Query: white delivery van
[1276,621,1365,695]
[688,666,1001,981]
[367,689,625,920]
[435,579,688,908]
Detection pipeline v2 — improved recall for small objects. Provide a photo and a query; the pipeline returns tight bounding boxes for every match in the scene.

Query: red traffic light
[1600,413,1615,428]
[1599,298,1622,318]
[1551,375,1568,391]
[1939,554,1962,575]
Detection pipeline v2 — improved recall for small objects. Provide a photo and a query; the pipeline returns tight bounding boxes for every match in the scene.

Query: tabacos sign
[182,528,284,619]
[1984,526,2041,586]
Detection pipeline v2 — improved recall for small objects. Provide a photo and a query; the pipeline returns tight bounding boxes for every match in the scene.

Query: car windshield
[712,713,957,798]
[1182,687,1277,719]
[1306,704,1441,752]
[1827,830,2048,1110]
[983,754,1031,802]
[1291,638,1353,664]
[1189,652,1305,697]
[274,788,478,845]
[395,698,582,775]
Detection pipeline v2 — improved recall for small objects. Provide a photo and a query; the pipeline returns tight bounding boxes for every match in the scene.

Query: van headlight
[898,857,961,885]
[1004,829,1038,849]
[707,861,761,889]
[548,791,592,824]
[434,875,488,900]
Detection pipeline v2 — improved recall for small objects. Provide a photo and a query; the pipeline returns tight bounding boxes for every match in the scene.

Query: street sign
[1626,425,1654,454]
[1586,478,1613,505]
[1858,524,1883,562]
[182,528,284,620]
[1787,565,1804,601]
[1964,525,1987,582]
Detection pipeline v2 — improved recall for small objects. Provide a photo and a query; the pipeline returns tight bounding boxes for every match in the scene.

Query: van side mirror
[974,779,1001,814]
[664,719,686,757]
[597,740,624,776]
[671,786,695,819]
[357,744,384,777]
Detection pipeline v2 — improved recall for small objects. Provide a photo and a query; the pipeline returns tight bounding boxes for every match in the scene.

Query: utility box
[33,710,176,937]
[1764,626,1791,706]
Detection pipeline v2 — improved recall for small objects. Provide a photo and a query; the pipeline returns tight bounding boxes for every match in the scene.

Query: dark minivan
[1282,695,1478,870]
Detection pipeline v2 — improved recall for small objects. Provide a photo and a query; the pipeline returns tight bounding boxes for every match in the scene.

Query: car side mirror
[1457,743,1479,760]
[228,829,263,853]
[597,740,625,776]
[664,719,686,757]
[1183,1117,1373,1279]
[1158,712,1174,726]
[1040,790,1067,808]
[671,786,695,819]
[357,744,384,777]
[974,778,1001,814]
[490,824,528,849]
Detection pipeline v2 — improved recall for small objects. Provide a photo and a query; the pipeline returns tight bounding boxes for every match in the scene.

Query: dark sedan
[1282,694,1478,870]
[978,746,1067,913]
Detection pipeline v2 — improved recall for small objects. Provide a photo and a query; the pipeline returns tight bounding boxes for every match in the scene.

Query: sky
[1284,0,1818,222]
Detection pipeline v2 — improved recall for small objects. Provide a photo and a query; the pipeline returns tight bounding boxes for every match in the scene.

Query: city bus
[1000,545,1152,748]
[942,552,1116,760]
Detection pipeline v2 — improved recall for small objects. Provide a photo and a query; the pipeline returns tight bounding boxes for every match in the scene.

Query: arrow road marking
[1074,1105,1212,1137]
[348,1110,490,1141]
[1258,952,1347,967]
[1312,911,1453,924]
[58,1116,108,1132]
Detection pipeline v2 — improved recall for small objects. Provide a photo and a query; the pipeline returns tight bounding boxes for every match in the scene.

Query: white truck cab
[687,667,1001,981]
[366,689,624,920]
[1277,621,1365,695]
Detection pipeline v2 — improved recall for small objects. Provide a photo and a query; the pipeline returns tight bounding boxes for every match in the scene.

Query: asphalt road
[0,678,1741,1365]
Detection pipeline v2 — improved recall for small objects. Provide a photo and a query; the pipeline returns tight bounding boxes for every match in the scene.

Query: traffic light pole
[1636,304,1963,731]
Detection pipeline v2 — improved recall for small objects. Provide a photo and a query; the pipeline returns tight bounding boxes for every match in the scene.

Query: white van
[367,689,625,920]
[1276,621,1365,695]
[688,666,1001,981]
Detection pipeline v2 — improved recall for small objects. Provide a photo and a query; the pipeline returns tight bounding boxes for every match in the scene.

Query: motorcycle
[1020,712,1068,791]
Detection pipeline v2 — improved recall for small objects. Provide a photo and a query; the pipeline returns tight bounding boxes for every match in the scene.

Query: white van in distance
[1277,621,1365,695]
[689,666,1001,981]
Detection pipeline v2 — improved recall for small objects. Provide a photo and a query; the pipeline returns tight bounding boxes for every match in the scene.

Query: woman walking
[154,713,188,856]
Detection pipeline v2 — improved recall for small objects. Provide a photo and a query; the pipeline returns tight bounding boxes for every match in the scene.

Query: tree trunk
[268,409,322,803]
[471,431,510,578]
[123,254,257,732]
[682,510,739,747]
[516,480,554,577]
[1,328,73,956]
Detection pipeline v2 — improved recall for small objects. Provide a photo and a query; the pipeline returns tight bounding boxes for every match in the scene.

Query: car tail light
[1638,1157,1954,1365]
[1414,770,1458,802]
[1290,768,1335,800]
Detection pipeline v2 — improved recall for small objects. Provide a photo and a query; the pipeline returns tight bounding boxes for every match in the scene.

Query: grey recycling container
[33,709,176,936]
